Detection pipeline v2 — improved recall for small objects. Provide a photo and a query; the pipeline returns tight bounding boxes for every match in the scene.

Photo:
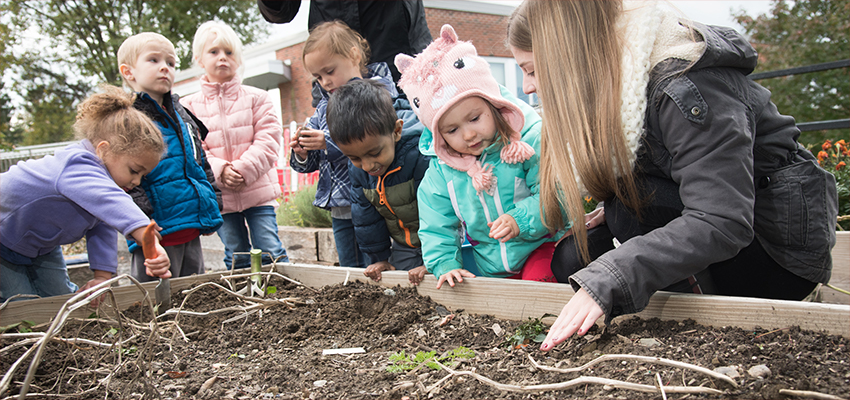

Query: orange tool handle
[142,221,157,260]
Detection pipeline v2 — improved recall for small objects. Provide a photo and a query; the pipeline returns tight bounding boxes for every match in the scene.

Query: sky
[669,1,774,28]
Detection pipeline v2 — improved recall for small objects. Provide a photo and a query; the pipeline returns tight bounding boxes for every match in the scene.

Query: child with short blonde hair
[117,32,223,282]
[0,85,170,302]
[396,25,564,289]
[181,21,288,269]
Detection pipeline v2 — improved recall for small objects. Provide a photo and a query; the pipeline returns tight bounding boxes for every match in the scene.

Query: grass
[276,183,332,228]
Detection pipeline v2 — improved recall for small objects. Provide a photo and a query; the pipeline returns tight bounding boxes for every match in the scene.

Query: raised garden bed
[1,233,847,399]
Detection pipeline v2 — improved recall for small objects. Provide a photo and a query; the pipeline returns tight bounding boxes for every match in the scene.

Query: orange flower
[822,140,832,150]
[837,140,846,147]
[818,151,828,162]
[837,162,846,171]
[584,196,593,203]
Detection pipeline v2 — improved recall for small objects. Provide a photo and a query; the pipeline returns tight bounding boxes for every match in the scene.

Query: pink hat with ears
[395,24,534,194]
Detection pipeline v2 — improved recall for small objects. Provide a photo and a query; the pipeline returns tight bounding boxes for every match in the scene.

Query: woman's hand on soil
[144,242,172,279]
[488,214,519,242]
[540,288,604,351]
[408,266,427,285]
[436,268,476,289]
[364,261,395,281]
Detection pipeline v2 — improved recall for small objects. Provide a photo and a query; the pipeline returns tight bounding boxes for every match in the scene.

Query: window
[483,56,539,107]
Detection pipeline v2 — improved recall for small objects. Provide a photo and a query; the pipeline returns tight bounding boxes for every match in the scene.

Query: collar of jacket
[199,75,243,100]
[618,1,706,170]
[133,91,176,125]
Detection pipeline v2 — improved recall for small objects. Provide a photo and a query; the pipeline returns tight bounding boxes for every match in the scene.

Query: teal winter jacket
[417,87,562,278]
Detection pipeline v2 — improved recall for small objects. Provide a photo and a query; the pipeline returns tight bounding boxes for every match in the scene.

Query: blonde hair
[117,32,177,86]
[192,20,244,67]
[302,21,371,77]
[75,85,164,156]
[509,0,643,263]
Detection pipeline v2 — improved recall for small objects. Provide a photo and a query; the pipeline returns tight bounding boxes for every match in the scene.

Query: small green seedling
[502,314,557,349]
[114,346,137,355]
[386,346,474,373]
[265,286,277,295]
[0,320,36,334]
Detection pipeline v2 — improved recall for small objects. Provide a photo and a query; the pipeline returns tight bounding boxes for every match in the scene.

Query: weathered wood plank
[276,263,850,338]
[0,271,254,327]
[2,263,848,338]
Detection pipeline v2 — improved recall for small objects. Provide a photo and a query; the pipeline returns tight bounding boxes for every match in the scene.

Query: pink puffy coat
[181,76,282,214]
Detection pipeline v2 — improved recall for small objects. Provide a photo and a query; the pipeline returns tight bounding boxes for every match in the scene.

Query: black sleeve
[257,0,302,23]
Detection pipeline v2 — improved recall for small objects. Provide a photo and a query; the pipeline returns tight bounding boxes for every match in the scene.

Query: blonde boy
[117,32,223,283]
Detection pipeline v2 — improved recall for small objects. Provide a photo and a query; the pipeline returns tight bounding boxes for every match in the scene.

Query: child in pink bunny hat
[396,24,566,289]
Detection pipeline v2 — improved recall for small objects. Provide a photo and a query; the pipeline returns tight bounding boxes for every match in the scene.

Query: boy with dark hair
[327,79,430,284]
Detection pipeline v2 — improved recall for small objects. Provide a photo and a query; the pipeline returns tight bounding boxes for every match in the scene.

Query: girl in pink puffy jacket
[181,21,288,270]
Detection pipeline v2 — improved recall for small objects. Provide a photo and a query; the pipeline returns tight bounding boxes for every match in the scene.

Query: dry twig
[0,275,156,399]
[779,389,846,400]
[427,360,723,395]
[528,353,738,387]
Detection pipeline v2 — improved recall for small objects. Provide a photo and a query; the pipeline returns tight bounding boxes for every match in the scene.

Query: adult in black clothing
[257,0,432,83]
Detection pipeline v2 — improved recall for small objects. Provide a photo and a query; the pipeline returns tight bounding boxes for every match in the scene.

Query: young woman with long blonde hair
[508,0,837,351]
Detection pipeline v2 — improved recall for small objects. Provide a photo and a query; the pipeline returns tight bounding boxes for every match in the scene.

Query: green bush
[277,184,332,228]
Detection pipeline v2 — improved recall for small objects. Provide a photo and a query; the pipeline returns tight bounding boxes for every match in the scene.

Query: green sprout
[0,320,36,334]
[386,346,475,373]
[502,314,556,349]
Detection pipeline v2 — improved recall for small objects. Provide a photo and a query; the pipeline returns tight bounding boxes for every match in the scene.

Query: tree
[734,0,849,146]
[0,21,19,149]
[16,57,90,145]
[0,0,269,145]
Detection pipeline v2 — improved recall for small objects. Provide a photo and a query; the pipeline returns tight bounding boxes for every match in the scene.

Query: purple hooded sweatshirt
[0,140,150,273]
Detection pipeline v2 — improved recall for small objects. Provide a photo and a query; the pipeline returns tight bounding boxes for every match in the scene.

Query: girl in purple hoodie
[0,85,171,303]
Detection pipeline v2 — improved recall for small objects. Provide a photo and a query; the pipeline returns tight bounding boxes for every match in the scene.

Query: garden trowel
[155,277,171,314]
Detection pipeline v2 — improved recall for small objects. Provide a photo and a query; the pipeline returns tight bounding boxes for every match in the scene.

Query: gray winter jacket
[571,22,838,322]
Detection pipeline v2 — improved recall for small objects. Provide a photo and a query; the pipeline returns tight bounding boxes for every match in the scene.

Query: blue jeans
[1,246,78,302]
[218,206,289,270]
[332,217,365,268]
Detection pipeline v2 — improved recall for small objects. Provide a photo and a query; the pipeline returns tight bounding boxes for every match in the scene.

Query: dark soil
[2,276,848,399]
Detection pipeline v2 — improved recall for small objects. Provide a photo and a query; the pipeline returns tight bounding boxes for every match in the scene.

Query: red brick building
[174,1,534,194]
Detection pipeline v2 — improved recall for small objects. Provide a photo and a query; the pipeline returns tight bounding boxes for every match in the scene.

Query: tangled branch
[423,352,737,397]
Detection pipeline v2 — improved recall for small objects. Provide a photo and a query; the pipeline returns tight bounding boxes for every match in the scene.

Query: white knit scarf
[617,1,707,171]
